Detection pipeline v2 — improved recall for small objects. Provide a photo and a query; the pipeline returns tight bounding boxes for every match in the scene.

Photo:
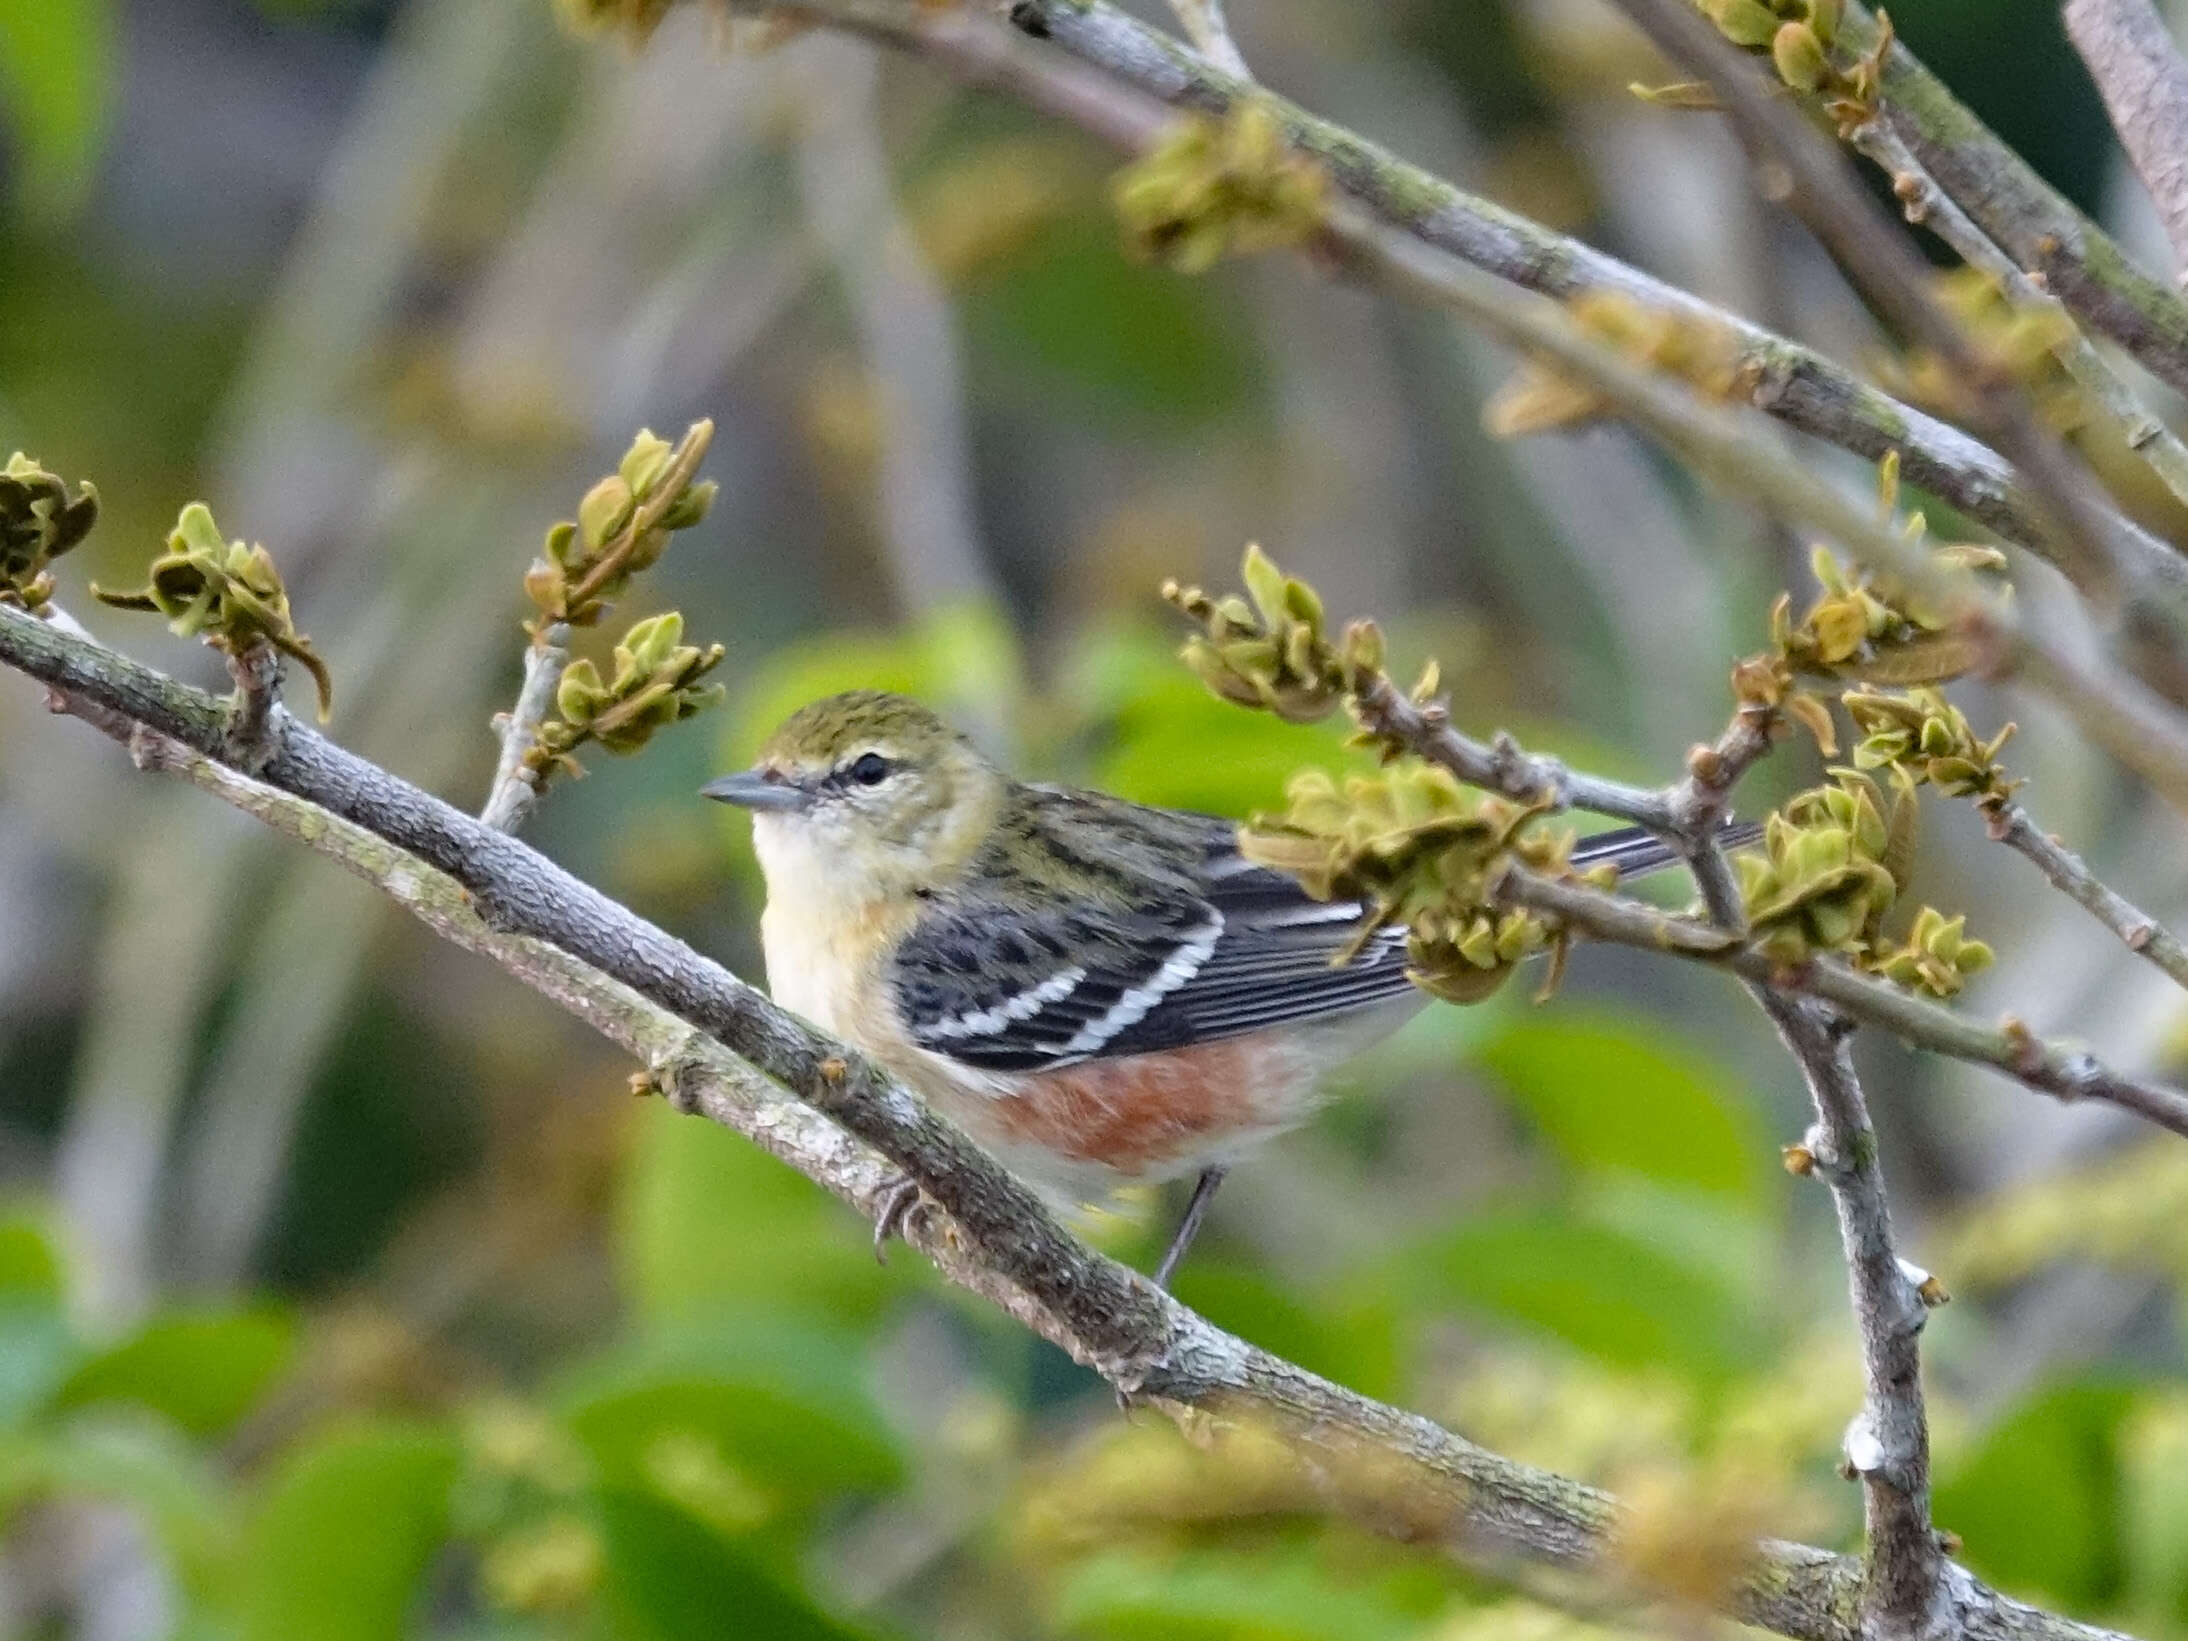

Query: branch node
[2060,1051,2108,1101]
[126,722,171,773]
[1842,1409,1888,1479]
[643,1035,717,1118]
[222,639,282,773]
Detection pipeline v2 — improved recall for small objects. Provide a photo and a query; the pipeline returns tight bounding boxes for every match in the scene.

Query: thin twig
[964,0,2188,600]
[1987,803,2188,990]
[560,420,715,617]
[1612,0,2178,640]
[480,620,569,832]
[1667,719,1944,1639]
[1166,0,1248,78]
[1771,1000,1943,1641]
[1667,700,1781,843]
[1847,117,2188,513]
[1348,669,1677,830]
[0,602,2145,1641]
[1337,205,2188,818]
[2064,0,2188,288]
[1842,0,2188,400]
[1497,865,2188,1139]
[222,641,282,772]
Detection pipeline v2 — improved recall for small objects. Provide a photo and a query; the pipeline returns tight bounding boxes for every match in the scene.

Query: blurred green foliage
[5,0,2188,1637]
[0,0,112,218]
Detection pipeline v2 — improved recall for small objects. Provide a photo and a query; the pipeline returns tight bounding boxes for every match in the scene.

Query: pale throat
[747,763,1001,1040]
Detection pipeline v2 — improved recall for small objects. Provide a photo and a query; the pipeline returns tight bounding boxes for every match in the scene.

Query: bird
[703,689,1734,1288]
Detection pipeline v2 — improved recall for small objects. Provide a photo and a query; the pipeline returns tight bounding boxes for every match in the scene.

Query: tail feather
[1570,818,1764,880]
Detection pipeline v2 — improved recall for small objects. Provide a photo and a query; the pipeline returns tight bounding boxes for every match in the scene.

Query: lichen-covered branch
[0,604,2143,1641]
[714,0,2188,813]
[1846,1,2188,399]
[1612,0,2179,637]
[1337,204,2188,818]
[2064,0,2188,291]
[1846,117,2188,514]
[961,0,2186,597]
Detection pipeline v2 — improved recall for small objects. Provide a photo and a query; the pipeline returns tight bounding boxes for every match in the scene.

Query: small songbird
[704,690,1709,1286]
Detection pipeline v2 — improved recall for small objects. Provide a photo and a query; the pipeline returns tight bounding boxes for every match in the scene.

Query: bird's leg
[1115,1166,1230,1415]
[872,1174,923,1264]
[1151,1165,1227,1290]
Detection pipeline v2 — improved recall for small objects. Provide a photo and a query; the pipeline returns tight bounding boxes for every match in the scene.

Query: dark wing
[890,804,1734,1074]
[891,806,1415,1074]
[1569,818,1763,877]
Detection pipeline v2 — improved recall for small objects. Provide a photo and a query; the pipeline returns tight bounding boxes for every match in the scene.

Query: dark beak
[700,770,808,812]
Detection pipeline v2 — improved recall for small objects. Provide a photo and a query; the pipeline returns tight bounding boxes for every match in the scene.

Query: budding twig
[1499,866,2188,1139]
[1611,0,2176,652]
[1165,0,1249,79]
[1847,117,2188,516]
[1986,805,2188,992]
[481,422,721,831]
[481,621,571,833]
[1348,669,1675,832]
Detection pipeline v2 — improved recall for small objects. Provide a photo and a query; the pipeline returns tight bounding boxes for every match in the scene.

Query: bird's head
[702,690,1005,903]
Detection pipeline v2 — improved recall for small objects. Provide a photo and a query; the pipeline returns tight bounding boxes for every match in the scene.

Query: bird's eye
[849,752,891,786]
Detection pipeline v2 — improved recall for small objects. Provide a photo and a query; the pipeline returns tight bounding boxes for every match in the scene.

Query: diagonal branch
[1844,1,2188,400]
[2064,0,2188,289]
[970,0,2188,599]
[0,607,2143,1641]
[1337,206,2188,818]
[1846,117,2188,515]
[1612,0,2173,638]
[1986,802,2188,989]
[1347,670,1677,832]
[1166,0,1248,79]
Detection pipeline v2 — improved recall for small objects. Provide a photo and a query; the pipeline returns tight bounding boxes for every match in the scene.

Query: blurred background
[6,0,2188,1636]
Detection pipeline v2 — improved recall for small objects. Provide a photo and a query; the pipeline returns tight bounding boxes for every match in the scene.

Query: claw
[872,1175,922,1264]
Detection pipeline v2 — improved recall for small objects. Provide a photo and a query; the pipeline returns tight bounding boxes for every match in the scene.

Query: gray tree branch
[2065,0,2188,288]
[1843,1,2188,399]
[1772,999,1945,1641]
[1166,0,1247,78]
[480,620,569,832]
[1987,802,2188,988]
[1845,117,2188,515]
[721,0,2188,820]
[966,0,2188,601]
[1613,0,2178,647]
[1662,717,1945,1641]
[1497,865,2188,1138]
